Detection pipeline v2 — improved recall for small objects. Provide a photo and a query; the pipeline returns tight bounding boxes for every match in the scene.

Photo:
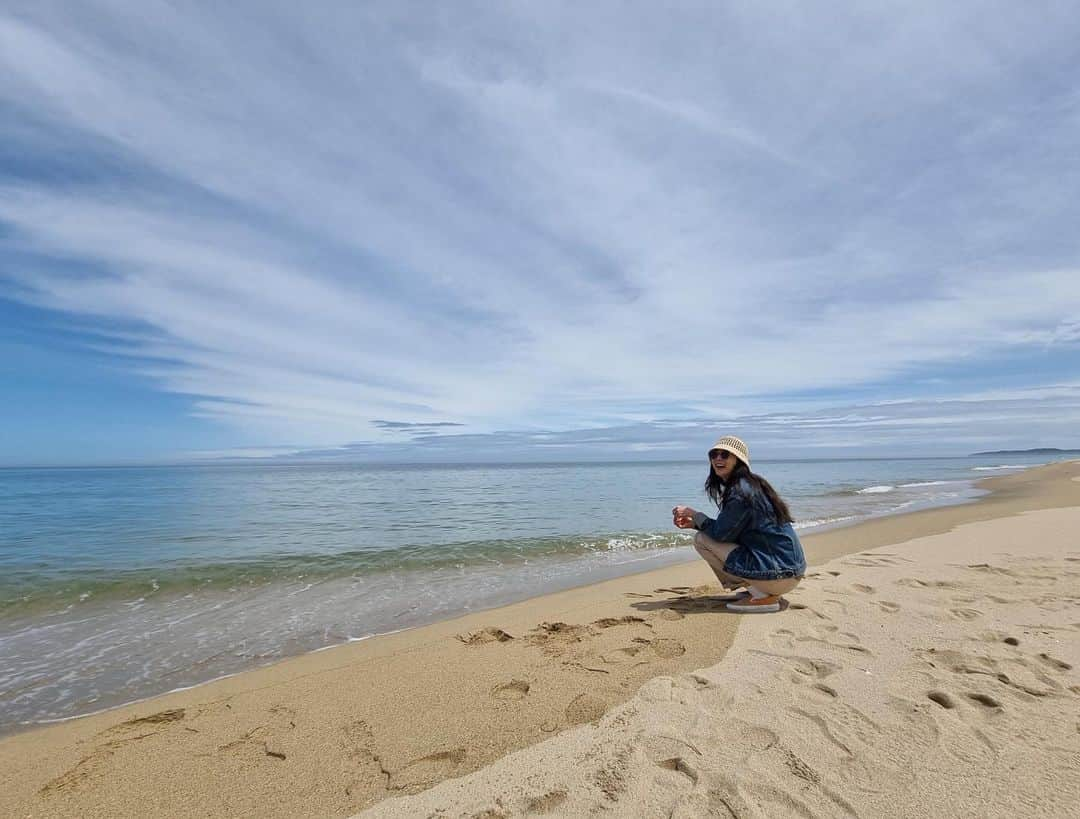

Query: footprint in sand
[658,608,685,621]
[787,705,872,766]
[730,722,780,754]
[921,648,1061,698]
[531,621,579,636]
[808,699,883,753]
[42,709,190,796]
[1037,652,1073,671]
[341,720,387,796]
[777,623,868,655]
[592,615,649,629]
[525,622,590,656]
[915,696,999,766]
[650,638,686,658]
[601,647,643,664]
[820,598,849,615]
[927,690,957,709]
[457,627,515,645]
[388,748,466,791]
[525,789,568,813]
[491,679,531,700]
[966,692,1002,709]
[785,655,841,680]
[97,708,187,741]
[115,709,186,728]
[565,693,608,724]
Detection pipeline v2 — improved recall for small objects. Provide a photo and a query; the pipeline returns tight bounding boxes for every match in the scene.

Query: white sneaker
[713,589,750,602]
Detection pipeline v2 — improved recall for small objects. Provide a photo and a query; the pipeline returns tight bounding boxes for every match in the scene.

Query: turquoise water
[0,455,1057,733]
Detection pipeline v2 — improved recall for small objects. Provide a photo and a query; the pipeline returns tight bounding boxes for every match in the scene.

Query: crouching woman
[673,436,805,613]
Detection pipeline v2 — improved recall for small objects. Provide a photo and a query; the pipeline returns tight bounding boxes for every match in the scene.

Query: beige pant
[693,531,802,596]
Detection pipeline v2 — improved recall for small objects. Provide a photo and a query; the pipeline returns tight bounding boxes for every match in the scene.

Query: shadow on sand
[629,588,792,617]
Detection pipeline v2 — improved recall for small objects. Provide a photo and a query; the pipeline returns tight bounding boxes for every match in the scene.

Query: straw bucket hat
[708,436,750,469]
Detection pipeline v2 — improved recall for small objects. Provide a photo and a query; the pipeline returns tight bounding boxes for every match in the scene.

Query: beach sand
[2,462,1078,818]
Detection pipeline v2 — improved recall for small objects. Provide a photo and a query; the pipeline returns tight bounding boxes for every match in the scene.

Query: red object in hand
[675,516,694,529]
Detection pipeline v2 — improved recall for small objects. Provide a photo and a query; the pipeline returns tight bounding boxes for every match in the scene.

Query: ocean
[0,454,1057,735]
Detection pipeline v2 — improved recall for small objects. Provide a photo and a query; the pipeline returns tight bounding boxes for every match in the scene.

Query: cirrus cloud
[1,1,1079,460]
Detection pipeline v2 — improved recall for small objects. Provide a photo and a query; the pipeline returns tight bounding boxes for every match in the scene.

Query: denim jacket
[691,477,806,581]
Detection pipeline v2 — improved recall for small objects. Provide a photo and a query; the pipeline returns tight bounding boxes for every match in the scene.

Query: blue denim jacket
[693,477,806,581]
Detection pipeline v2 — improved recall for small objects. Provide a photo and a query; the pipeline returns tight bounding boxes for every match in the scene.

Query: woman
[672,436,805,613]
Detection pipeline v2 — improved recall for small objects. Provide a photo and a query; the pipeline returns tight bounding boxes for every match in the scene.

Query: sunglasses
[709,450,733,461]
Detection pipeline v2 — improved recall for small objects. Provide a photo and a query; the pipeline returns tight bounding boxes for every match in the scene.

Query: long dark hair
[705,460,793,524]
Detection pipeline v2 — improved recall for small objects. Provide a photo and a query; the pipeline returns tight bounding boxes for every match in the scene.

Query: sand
[2,462,1078,818]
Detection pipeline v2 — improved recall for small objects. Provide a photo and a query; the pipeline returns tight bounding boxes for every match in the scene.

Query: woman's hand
[672,505,697,529]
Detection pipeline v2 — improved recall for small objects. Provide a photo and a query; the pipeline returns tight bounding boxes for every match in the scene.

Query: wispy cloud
[1,2,1079,458]
[194,384,1080,463]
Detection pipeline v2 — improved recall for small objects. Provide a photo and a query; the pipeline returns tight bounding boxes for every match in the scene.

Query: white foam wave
[856,485,894,494]
[794,515,857,530]
[972,465,1026,471]
[899,480,950,488]
[579,533,691,552]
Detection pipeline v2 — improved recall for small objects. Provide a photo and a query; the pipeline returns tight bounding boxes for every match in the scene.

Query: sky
[1,1,1079,466]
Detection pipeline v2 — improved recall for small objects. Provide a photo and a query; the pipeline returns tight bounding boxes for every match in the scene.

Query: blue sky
[2,2,1079,465]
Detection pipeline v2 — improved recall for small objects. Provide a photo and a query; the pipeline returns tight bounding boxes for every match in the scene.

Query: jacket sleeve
[691,495,752,543]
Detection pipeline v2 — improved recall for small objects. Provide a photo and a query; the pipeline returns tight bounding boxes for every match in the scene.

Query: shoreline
[0,462,993,738]
[1,460,1077,817]
[0,464,1007,738]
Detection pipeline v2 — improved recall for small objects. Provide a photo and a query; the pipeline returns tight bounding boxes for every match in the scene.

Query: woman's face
[709,449,738,481]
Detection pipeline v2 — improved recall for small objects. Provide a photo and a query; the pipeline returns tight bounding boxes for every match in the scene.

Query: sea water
[0,454,1057,734]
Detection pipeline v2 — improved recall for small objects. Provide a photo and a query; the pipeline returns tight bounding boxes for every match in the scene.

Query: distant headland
[970,447,1080,456]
